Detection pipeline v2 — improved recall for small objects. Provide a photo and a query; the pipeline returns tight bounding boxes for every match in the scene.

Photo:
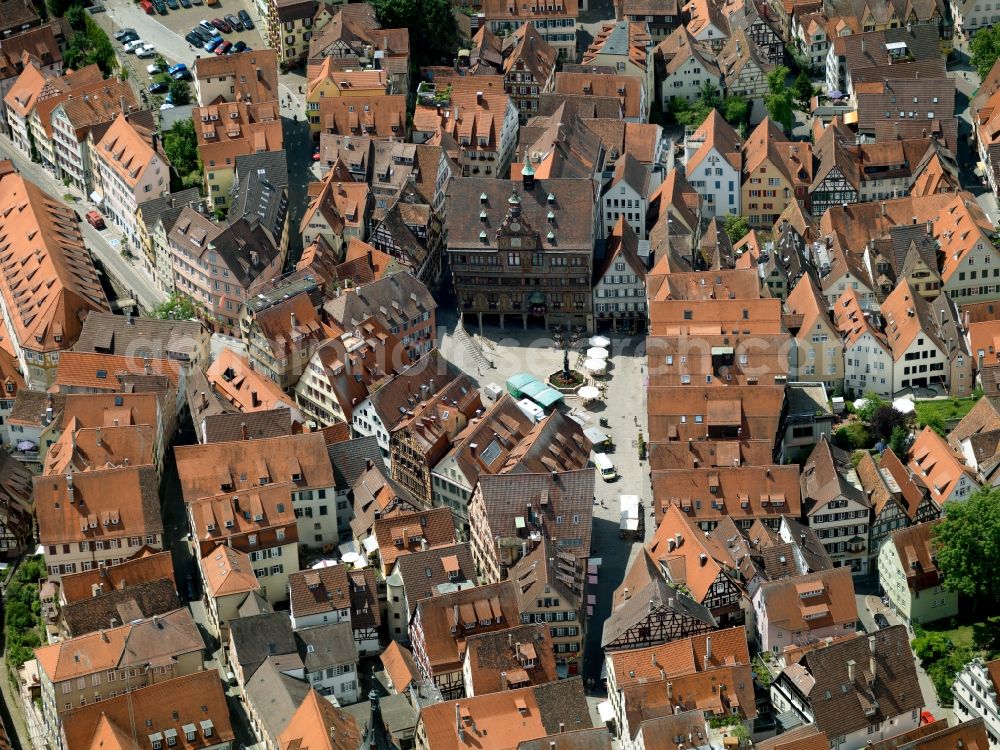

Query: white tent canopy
[587,347,609,359]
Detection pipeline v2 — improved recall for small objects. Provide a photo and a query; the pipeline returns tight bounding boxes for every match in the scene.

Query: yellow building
[741,117,813,229]
[306,62,391,135]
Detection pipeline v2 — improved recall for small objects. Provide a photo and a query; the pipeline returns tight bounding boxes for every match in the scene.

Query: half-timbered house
[647,504,744,624]
[856,450,941,570]
[728,0,785,65]
[603,548,717,651]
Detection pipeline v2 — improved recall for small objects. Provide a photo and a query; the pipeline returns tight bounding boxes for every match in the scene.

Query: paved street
[0,133,166,310]
[438,310,651,689]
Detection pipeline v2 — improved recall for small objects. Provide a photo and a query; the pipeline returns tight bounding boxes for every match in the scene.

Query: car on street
[148,81,169,94]
[185,31,202,45]
[179,0,191,6]
[136,44,156,57]
[87,5,105,13]
[238,9,253,27]
[118,31,139,43]
[85,211,105,229]
[873,613,891,629]
[224,13,242,29]
[199,18,214,32]
[231,40,247,52]
[211,17,231,31]
[114,27,136,40]
[215,40,232,54]
[192,0,203,5]
[203,36,222,52]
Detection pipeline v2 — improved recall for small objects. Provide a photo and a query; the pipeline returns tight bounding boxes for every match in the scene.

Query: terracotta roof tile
[755,567,856,634]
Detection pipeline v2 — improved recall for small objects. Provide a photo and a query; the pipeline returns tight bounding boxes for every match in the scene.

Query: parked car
[873,613,890,630]
[167,62,187,74]
[87,4,105,13]
[224,13,242,29]
[192,0,203,6]
[123,39,144,52]
[85,210,105,229]
[198,18,215,32]
[136,44,156,57]
[205,0,218,7]
[211,17,231,31]
[189,27,208,41]
[118,31,139,43]
[179,0,191,6]
[231,40,247,52]
[153,1,167,14]
[146,62,163,74]
[171,68,191,80]
[165,0,179,9]
[214,40,232,54]
[114,27,136,40]
[184,31,201,45]
[237,9,253,27]
[140,0,154,12]
[148,81,169,94]
[203,36,222,52]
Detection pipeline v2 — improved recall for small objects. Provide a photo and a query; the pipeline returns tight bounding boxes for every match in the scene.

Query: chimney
[705,635,712,669]
[847,659,856,683]
[290,312,297,330]
[240,422,248,440]
[476,90,484,105]
[251,390,260,408]
[143,358,152,375]
[456,704,464,743]
[100,629,109,643]
[667,681,673,700]
[675,533,682,548]
[201,391,208,410]
[699,553,708,566]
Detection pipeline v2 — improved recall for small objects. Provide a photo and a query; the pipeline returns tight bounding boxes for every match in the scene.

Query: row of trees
[5,557,45,670]
[63,5,116,75]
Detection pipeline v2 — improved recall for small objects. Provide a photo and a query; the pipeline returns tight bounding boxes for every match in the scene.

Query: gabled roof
[61,671,234,750]
[464,623,558,694]
[200,543,260,598]
[685,109,741,173]
[801,437,868,513]
[278,688,362,750]
[753,566,857,632]
[908,426,977,505]
[0,171,108,354]
[380,640,420,693]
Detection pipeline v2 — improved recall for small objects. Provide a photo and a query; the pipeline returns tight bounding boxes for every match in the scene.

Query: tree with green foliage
[911,626,972,705]
[765,65,794,133]
[854,391,888,424]
[370,0,457,67]
[150,294,199,321]
[889,424,910,460]
[162,120,201,192]
[934,486,1000,605]
[832,421,871,451]
[66,4,86,31]
[64,13,117,75]
[669,84,750,131]
[47,0,75,19]
[870,405,907,444]
[722,214,750,244]
[168,79,191,106]
[5,556,45,669]
[793,70,815,111]
[972,24,1000,80]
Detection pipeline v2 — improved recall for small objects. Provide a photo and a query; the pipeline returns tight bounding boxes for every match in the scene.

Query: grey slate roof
[61,578,181,637]
[231,151,289,243]
[393,543,477,613]
[296,621,358,672]
[138,188,201,235]
[202,408,293,443]
[323,272,436,334]
[243,658,310,746]
[213,217,281,289]
[75,311,205,364]
[327,435,383,491]
[229,612,297,680]
[601,572,717,648]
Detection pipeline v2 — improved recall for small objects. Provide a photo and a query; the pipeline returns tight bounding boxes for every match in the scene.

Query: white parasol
[587,347,609,359]
[584,358,607,374]
[588,335,610,348]
[578,385,601,400]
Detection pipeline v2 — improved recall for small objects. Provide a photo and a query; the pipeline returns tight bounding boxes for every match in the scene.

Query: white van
[593,453,616,482]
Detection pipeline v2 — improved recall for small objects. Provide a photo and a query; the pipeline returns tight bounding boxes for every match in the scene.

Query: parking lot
[94,0,267,98]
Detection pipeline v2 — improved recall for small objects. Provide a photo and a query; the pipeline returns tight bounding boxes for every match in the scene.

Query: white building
[593,218,648,333]
[954,659,1000,747]
[655,26,722,109]
[600,153,658,239]
[297,622,359,704]
[93,114,168,252]
[683,110,741,218]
